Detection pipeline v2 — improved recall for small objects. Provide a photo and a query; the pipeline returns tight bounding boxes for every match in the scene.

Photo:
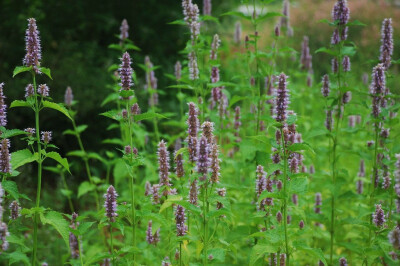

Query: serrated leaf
[78,181,96,198]
[125,43,141,51]
[220,11,250,20]
[38,67,52,79]
[0,128,28,139]
[250,244,279,265]
[100,110,121,121]
[40,211,69,248]
[75,124,88,134]
[11,149,38,170]
[46,152,70,173]
[42,101,72,121]
[12,66,32,77]
[1,180,30,201]
[315,47,336,56]
[66,150,86,157]
[108,43,122,51]
[287,142,315,155]
[134,112,167,122]
[7,251,30,265]
[174,147,188,159]
[10,100,31,109]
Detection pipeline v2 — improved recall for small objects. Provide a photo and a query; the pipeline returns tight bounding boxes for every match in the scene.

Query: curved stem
[280,127,289,265]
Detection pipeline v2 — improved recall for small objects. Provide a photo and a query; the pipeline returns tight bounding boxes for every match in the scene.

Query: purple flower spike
[332,0,350,25]
[196,136,210,180]
[188,51,199,80]
[321,75,330,97]
[339,257,348,266]
[9,201,21,220]
[210,144,221,183]
[380,18,393,69]
[203,0,211,16]
[189,179,199,206]
[0,83,7,127]
[24,18,42,74]
[389,227,400,250]
[38,84,49,97]
[25,84,34,98]
[64,86,73,107]
[300,36,312,71]
[175,205,187,236]
[69,212,80,259]
[274,73,290,123]
[314,192,322,214]
[342,56,351,72]
[118,52,134,91]
[41,131,52,144]
[210,34,220,60]
[103,185,118,222]
[234,21,241,44]
[175,61,182,81]
[0,139,11,174]
[158,140,171,195]
[373,204,385,227]
[120,19,129,42]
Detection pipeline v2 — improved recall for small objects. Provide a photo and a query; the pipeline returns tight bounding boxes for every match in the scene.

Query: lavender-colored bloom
[342,56,351,72]
[210,144,221,183]
[362,73,369,85]
[331,28,340,45]
[370,64,386,117]
[158,140,171,194]
[120,19,129,42]
[381,128,390,139]
[358,160,365,177]
[183,0,200,43]
[314,193,322,214]
[0,83,7,127]
[202,122,214,144]
[382,175,391,190]
[187,102,199,137]
[69,212,80,259]
[118,52,134,91]
[175,61,182,81]
[103,185,118,222]
[151,184,161,204]
[175,205,187,236]
[144,181,152,196]
[146,220,160,246]
[299,220,304,229]
[234,106,241,143]
[281,0,290,28]
[325,110,333,131]
[274,73,290,123]
[380,18,393,69]
[38,84,49,97]
[130,103,141,116]
[187,136,198,163]
[0,220,9,252]
[189,179,198,205]
[216,188,226,211]
[25,84,34,98]
[203,0,211,16]
[300,36,312,71]
[356,180,363,194]
[9,201,21,220]
[122,109,128,120]
[290,157,298,174]
[210,34,220,60]
[373,204,385,227]
[276,211,282,223]
[174,151,185,179]
[64,86,73,107]
[389,227,400,250]
[280,253,286,266]
[0,139,11,174]
[197,136,210,180]
[332,58,339,73]
[41,131,52,144]
[276,180,283,191]
[332,0,350,25]
[23,18,42,74]
[24,128,35,138]
[234,22,241,44]
[124,145,132,154]
[188,51,199,80]
[339,257,348,266]
[292,194,298,205]
[342,91,352,104]
[348,115,355,127]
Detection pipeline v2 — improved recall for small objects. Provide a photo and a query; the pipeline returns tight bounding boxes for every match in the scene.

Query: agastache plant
[12,18,71,264]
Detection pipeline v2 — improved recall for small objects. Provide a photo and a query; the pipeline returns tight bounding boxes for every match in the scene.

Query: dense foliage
[0,0,400,265]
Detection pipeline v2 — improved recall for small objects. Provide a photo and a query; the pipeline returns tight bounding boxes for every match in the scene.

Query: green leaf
[167,84,194,90]
[125,43,141,51]
[287,142,315,155]
[315,47,336,56]
[290,177,308,194]
[7,251,30,265]
[100,110,121,121]
[12,66,32,77]
[255,12,283,23]
[1,180,30,201]
[46,152,70,173]
[119,90,135,98]
[201,15,219,23]
[108,43,123,51]
[207,248,226,262]
[40,211,70,248]
[38,67,52,79]
[10,100,31,109]
[134,111,168,122]
[11,149,38,170]
[42,101,72,121]
[220,11,250,20]
[78,181,96,198]
[66,150,86,157]
[174,147,188,159]
[75,124,88,134]
[249,244,279,265]
[0,128,28,139]
[347,20,366,26]
[287,114,297,125]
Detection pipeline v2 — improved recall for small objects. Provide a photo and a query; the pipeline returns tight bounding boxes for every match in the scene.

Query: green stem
[32,73,42,266]
[280,128,289,265]
[70,114,100,210]
[203,183,208,266]
[179,241,182,266]
[60,171,74,213]
[110,225,115,264]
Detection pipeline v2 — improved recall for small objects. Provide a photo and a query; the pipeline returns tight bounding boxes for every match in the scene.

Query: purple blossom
[23,18,42,74]
[25,84,34,98]
[118,52,134,91]
[389,227,400,250]
[0,139,11,174]
[64,86,73,107]
[103,185,118,222]
[234,22,241,44]
[182,0,200,43]
[356,180,363,194]
[292,194,298,205]
[210,34,220,60]
[281,0,290,28]
[188,51,199,80]
[342,91,352,104]
[9,201,21,220]
[120,19,129,42]
[314,193,322,214]
[175,61,182,81]
[203,0,211,16]
[174,150,185,179]
[342,56,351,72]
[234,106,241,142]
[325,110,333,131]
[332,0,350,25]
[380,18,393,69]
[202,122,214,144]
[274,73,290,123]
[210,144,221,183]
[370,64,386,118]
[339,257,348,266]
[189,179,198,206]
[280,253,286,266]
[300,36,312,71]
[69,212,80,259]
[276,211,282,223]
[41,131,52,144]
[196,136,210,180]
[144,181,152,196]
[299,220,304,229]
[332,58,339,73]
[151,184,161,204]
[175,205,187,236]
[158,140,171,195]
[373,204,385,227]
[38,84,49,97]
[0,83,7,127]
